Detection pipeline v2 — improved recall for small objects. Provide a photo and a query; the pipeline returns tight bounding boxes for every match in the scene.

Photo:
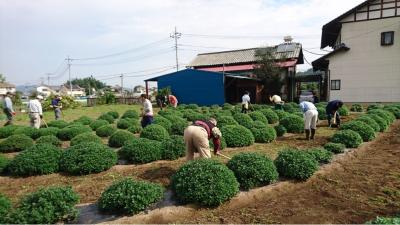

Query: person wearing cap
[184,118,222,160]
[2,92,15,126]
[241,91,251,113]
[51,95,63,120]
[299,101,318,140]
[269,94,284,110]
[139,94,153,128]
[27,95,44,128]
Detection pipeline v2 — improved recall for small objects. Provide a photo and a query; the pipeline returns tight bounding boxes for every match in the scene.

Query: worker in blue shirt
[299,101,318,140]
[2,92,15,126]
[51,95,63,120]
[326,100,343,128]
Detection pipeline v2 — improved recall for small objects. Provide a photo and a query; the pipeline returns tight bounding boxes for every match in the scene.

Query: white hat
[36,95,44,100]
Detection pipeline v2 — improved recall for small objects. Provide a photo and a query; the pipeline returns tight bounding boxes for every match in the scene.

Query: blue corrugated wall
[157,69,225,106]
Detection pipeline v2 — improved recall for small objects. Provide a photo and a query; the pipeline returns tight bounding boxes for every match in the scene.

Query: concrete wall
[328,17,400,102]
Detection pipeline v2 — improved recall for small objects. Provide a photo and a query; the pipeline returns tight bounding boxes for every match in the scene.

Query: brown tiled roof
[0,82,16,88]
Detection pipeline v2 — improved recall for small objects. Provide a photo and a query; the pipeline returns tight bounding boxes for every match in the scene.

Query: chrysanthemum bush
[249,111,268,124]
[96,125,117,137]
[338,105,350,116]
[274,110,290,120]
[356,115,380,132]
[171,159,239,206]
[108,130,134,147]
[119,138,162,164]
[98,178,164,215]
[0,155,10,174]
[165,116,188,135]
[74,116,93,125]
[70,132,102,146]
[121,109,139,119]
[98,113,115,124]
[227,153,278,190]
[324,142,346,154]
[106,111,120,119]
[127,124,143,134]
[366,114,389,132]
[47,120,69,129]
[90,119,110,131]
[274,148,319,180]
[13,126,40,139]
[305,148,333,164]
[0,193,11,223]
[260,109,279,124]
[117,118,137,130]
[0,134,34,153]
[36,135,62,147]
[340,120,376,142]
[233,113,254,129]
[350,104,363,112]
[140,124,169,142]
[0,125,20,138]
[317,107,327,120]
[368,109,396,124]
[161,135,185,160]
[57,125,92,141]
[250,125,277,143]
[331,130,363,148]
[221,125,254,147]
[216,116,239,128]
[279,114,304,133]
[37,127,60,138]
[274,124,287,137]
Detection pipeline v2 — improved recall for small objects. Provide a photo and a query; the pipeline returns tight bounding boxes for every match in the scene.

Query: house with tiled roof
[0,82,16,95]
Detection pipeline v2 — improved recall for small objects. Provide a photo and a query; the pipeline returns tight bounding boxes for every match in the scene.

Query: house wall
[0,87,16,95]
[328,16,400,102]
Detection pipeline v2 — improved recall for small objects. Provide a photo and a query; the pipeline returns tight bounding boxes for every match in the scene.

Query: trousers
[29,113,41,129]
[304,109,318,130]
[184,125,211,160]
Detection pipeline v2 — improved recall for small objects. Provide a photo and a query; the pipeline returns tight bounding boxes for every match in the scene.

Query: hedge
[274,148,319,180]
[251,126,277,143]
[36,135,62,147]
[233,113,254,129]
[0,134,34,153]
[140,124,169,142]
[8,144,62,176]
[331,130,363,148]
[324,142,346,154]
[121,109,139,119]
[274,124,287,137]
[96,125,117,137]
[249,111,268,124]
[108,130,134,148]
[306,148,333,164]
[221,125,254,147]
[171,159,239,206]
[227,153,278,190]
[60,142,117,175]
[98,178,164,215]
[0,193,11,223]
[161,135,185,160]
[90,119,110,131]
[260,109,279,124]
[57,125,92,141]
[119,138,162,164]
[47,120,69,129]
[70,132,102,146]
[340,120,375,142]
[279,115,304,133]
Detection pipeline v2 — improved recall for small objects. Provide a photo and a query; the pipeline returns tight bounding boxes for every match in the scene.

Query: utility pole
[120,74,124,97]
[66,56,72,96]
[170,26,181,71]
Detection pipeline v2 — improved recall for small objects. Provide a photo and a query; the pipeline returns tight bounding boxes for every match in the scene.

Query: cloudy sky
[0,0,364,88]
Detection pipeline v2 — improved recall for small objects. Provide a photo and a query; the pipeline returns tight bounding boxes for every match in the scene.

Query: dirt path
[110,120,400,224]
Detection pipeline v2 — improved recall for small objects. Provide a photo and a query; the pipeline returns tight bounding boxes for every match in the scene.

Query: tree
[66,77,106,95]
[0,74,6,83]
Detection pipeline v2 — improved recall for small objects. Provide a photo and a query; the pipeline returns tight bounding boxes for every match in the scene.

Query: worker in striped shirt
[299,101,318,140]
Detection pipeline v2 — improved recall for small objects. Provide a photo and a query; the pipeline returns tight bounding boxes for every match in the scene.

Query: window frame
[330,80,341,91]
[381,31,394,46]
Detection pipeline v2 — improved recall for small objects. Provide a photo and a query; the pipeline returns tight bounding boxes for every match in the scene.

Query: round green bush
[47,120,69,129]
[185,112,210,122]
[107,111,120,119]
[274,124,287,137]
[249,111,268,124]
[98,113,115,124]
[0,193,11,223]
[90,119,110,130]
[253,120,267,128]
[366,114,389,132]
[368,109,395,124]
[221,125,254,147]
[8,186,79,224]
[274,110,290,120]
[260,109,279,124]
[140,124,169,142]
[74,116,93,125]
[350,104,363,112]
[57,125,92,141]
[383,105,400,119]
[13,126,40,139]
[60,142,117,175]
[233,113,254,129]
[331,130,363,148]
[161,135,185,160]
[217,116,238,128]
[279,115,304,133]
[317,107,327,120]
[0,154,10,174]
[117,118,136,130]
[98,178,164,215]
[70,132,102,146]
[0,125,20,139]
[306,148,333,164]
[367,216,400,224]
[222,103,233,110]
[186,104,199,110]
[37,127,60,137]
[340,120,375,142]
[168,116,188,135]
[36,135,62,147]
[122,109,139,119]
[367,104,384,111]
[282,103,296,113]
[227,152,278,190]
[108,130,134,147]
[171,159,239,206]
[96,125,117,137]
[127,124,143,134]
[153,116,172,133]
[274,149,319,180]
[324,142,345,154]
[356,116,380,132]
[8,144,62,176]
[0,134,34,153]
[119,138,161,164]
[338,105,350,116]
[251,126,277,143]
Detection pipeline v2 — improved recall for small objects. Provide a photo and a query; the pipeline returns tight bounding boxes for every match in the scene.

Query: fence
[86,97,141,107]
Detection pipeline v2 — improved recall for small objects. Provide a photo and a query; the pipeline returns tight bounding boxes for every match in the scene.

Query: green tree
[0,74,6,83]
[66,77,106,95]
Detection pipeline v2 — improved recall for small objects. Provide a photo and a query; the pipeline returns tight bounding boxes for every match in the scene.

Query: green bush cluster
[171,159,239,206]
[279,115,304,133]
[90,119,110,130]
[227,153,278,190]
[153,116,172,133]
[140,124,169,142]
[60,142,117,175]
[122,109,139,119]
[47,120,69,129]
[324,142,345,154]
[233,113,254,129]
[0,155,10,174]
[366,114,389,132]
[384,105,400,119]
[117,118,136,130]
[57,125,92,141]
[217,116,238,128]
[368,109,395,124]
[367,216,400,224]
[338,105,350,116]
[340,120,375,142]
[274,110,290,120]
[36,135,62,147]
[249,111,268,124]
[251,125,277,143]
[96,125,117,137]
[253,120,267,128]
[98,113,115,124]
[317,107,327,120]
[108,130,134,147]
[331,130,363,148]
[107,111,120,119]
[0,125,20,138]
[0,134,34,153]
[274,148,319,180]
[0,193,11,223]
[356,115,380,132]
[367,104,383,111]
[350,104,363,112]
[70,132,102,146]
[98,178,164,215]
[37,127,60,137]
[8,144,62,176]
[161,135,185,160]
[260,109,279,124]
[13,126,40,139]
[306,148,333,164]
[119,138,162,164]
[222,103,233,110]
[274,124,287,137]
[167,116,188,135]
[127,124,143,134]
[221,125,254,147]
[74,116,93,125]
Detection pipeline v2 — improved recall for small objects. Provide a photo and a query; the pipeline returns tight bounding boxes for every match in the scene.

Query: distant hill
[16,85,36,96]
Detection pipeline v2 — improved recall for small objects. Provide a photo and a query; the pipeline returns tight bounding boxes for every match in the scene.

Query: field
[0,103,399,224]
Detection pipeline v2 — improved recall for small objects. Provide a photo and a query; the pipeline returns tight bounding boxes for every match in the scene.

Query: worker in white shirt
[2,92,15,126]
[27,95,44,129]
[269,94,284,110]
[140,94,154,128]
[299,101,318,140]
[241,91,251,114]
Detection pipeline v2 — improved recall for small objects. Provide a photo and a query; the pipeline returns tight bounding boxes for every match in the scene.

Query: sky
[0,0,365,88]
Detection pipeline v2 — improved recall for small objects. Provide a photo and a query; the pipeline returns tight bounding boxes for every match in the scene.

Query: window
[381,31,394,46]
[331,80,341,90]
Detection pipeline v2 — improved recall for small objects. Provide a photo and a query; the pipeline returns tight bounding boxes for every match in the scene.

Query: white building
[0,82,16,95]
[36,84,85,98]
[313,0,400,103]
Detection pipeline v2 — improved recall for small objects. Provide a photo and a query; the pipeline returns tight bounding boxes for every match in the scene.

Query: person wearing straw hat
[27,95,44,128]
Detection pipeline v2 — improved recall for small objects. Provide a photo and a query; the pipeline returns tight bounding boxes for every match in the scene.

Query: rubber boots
[310,129,316,140]
[305,129,310,140]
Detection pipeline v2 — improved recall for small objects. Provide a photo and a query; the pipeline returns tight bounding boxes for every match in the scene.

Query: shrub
[282,103,296,113]
[367,216,400,224]
[356,116,380,132]
[306,148,333,164]
[119,138,161,164]
[274,110,290,120]
[98,113,115,124]
[324,142,346,154]
[274,149,319,180]
[340,120,375,142]
[253,120,267,128]
[331,130,363,148]
[368,109,395,124]
[108,130,134,147]
[47,120,69,129]
[60,142,117,175]
[57,125,92,141]
[161,135,185,160]
[74,116,93,125]
[383,105,400,119]
[317,107,327,120]
[0,125,20,139]
[227,153,278,190]
[350,104,363,112]
[260,109,279,124]
[0,154,10,174]
[140,124,169,142]
[186,104,199,110]
[168,116,188,135]
[90,119,110,130]
[70,132,102,146]
[251,126,277,143]
[107,111,120,119]
[122,109,139,119]
[274,124,287,137]
[222,103,233,110]
[98,178,164,215]
[117,118,136,130]
[37,127,60,137]
[0,134,34,153]
[367,104,384,111]
[279,115,304,133]
[217,116,238,128]
[127,124,143,134]
[0,193,11,223]
[233,113,254,129]
[366,114,389,132]
[36,135,62,147]
[221,125,254,147]
[153,116,172,133]
[13,126,40,139]
[338,105,350,116]
[249,111,268,124]
[171,159,239,206]
[9,186,79,224]
[8,144,62,176]
[96,125,117,137]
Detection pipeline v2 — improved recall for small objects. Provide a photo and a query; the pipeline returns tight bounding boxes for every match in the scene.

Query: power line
[303,48,327,56]
[182,33,320,40]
